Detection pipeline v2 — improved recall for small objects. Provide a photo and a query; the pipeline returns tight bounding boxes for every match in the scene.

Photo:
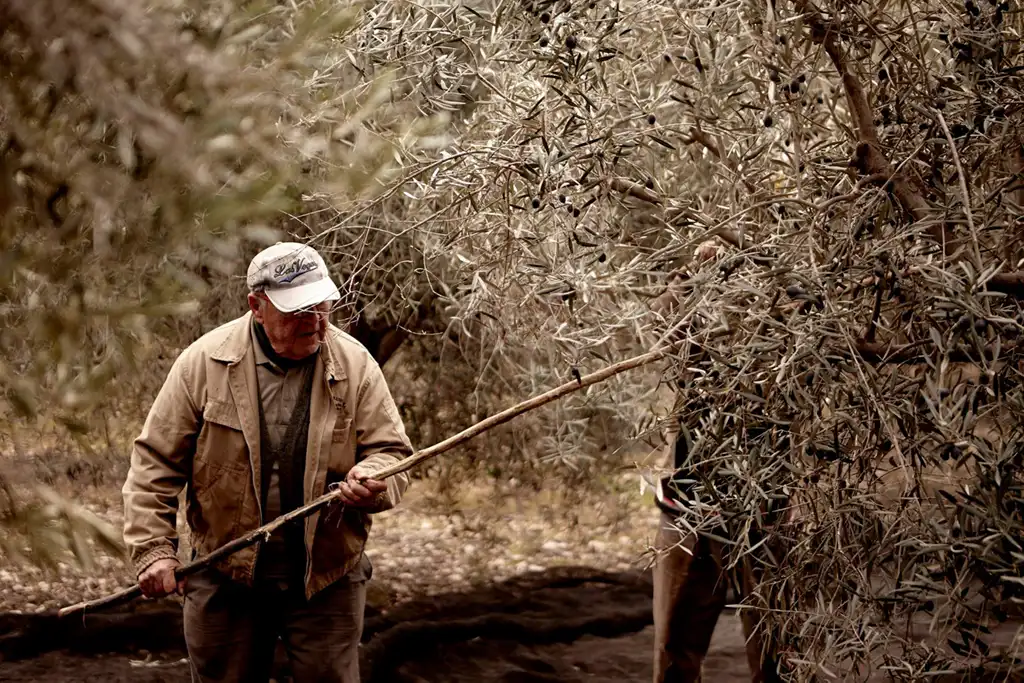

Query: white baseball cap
[246,242,340,313]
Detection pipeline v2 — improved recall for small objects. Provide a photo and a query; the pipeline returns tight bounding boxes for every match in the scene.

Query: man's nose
[300,309,328,325]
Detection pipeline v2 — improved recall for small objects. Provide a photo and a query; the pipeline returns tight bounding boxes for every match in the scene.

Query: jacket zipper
[302,375,330,594]
[247,449,264,584]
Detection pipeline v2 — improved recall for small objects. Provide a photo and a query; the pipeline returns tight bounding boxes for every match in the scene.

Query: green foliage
[3,0,1024,676]
[0,0,440,570]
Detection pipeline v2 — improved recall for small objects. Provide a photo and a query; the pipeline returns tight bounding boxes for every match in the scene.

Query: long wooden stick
[57,344,671,618]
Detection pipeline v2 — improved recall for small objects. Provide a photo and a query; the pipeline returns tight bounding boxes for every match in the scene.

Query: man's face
[248,293,330,360]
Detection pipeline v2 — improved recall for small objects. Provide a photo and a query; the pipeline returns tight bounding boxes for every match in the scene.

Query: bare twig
[57,344,673,618]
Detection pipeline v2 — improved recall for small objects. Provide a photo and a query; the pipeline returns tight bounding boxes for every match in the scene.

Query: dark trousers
[652,512,781,683]
[183,565,367,683]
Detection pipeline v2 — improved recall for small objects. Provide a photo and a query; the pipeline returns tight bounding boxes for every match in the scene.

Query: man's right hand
[139,558,185,598]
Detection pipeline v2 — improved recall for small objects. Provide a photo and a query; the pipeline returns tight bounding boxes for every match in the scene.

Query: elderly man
[122,242,413,683]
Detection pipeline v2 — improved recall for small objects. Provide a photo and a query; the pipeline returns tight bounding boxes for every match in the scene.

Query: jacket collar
[211,312,345,382]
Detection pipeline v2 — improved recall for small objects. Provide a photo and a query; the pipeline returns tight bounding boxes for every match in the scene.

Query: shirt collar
[250,319,284,373]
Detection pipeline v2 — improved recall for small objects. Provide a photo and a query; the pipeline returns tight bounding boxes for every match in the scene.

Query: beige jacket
[122,312,413,598]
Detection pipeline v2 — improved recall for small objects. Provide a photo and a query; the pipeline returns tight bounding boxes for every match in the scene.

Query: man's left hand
[334,466,388,507]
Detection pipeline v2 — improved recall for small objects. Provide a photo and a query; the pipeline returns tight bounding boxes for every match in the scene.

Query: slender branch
[608,176,662,205]
[864,276,884,343]
[855,339,1017,364]
[56,344,672,618]
[681,125,759,196]
[681,127,722,159]
[935,110,983,268]
[57,489,342,618]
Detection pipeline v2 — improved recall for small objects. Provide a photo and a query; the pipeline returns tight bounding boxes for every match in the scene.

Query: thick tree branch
[795,0,944,246]
[347,293,436,366]
[986,272,1024,297]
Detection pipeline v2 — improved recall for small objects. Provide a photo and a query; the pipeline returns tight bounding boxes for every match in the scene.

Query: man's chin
[284,339,321,359]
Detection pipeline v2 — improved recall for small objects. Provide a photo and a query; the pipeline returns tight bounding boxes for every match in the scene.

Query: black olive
[565,35,577,50]
[598,253,606,262]
[769,70,780,83]
[817,96,824,104]
[764,115,773,127]
[663,54,672,63]
[798,74,806,83]
[645,178,654,189]
[879,68,889,81]
[790,81,800,94]
[558,194,566,203]
[531,198,540,209]
[540,37,549,47]
[935,97,947,110]
[951,123,970,137]
[816,448,838,461]
[647,114,657,124]
[540,11,550,22]
[572,208,580,217]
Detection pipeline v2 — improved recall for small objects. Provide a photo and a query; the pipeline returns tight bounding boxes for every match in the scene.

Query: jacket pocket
[328,416,356,473]
[195,399,248,474]
[189,398,250,542]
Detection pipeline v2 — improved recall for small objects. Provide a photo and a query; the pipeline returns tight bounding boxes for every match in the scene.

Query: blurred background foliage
[4,0,1024,677]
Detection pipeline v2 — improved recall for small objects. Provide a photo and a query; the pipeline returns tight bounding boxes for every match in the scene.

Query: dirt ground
[0,615,752,683]
[0,568,755,683]
[3,480,1021,682]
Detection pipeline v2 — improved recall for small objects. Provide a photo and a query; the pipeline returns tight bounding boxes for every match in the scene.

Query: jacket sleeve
[352,359,413,513]
[121,350,200,576]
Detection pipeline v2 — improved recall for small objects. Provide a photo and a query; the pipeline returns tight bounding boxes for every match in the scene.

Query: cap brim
[265,278,340,313]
